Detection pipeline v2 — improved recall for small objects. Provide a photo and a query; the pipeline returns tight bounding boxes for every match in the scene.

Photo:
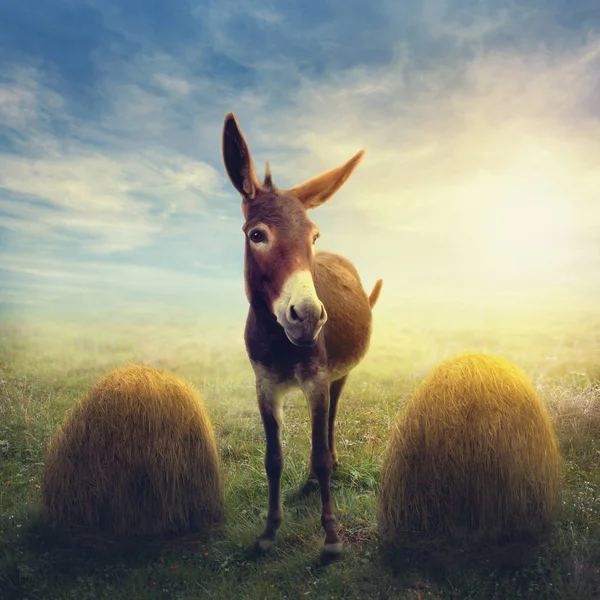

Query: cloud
[0,149,224,254]
[223,38,600,295]
[153,73,192,97]
[0,62,228,255]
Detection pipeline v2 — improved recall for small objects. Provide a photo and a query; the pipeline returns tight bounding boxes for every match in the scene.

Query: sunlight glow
[467,173,576,280]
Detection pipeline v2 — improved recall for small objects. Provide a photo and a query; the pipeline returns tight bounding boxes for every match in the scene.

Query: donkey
[222,112,383,555]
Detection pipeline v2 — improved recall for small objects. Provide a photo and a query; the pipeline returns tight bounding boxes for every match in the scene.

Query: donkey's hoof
[322,540,344,556]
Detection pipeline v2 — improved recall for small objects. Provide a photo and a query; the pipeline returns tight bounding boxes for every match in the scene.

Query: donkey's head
[222,112,364,347]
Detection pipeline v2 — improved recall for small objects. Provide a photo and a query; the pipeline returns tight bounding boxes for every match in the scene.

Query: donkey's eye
[249,229,267,244]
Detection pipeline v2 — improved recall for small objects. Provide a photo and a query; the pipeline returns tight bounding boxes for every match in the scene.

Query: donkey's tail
[369,279,383,309]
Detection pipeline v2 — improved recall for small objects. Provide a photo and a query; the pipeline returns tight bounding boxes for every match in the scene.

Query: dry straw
[42,364,223,537]
[378,352,561,546]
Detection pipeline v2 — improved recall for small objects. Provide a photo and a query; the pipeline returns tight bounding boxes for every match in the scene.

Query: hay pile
[42,364,223,537]
[378,353,561,546]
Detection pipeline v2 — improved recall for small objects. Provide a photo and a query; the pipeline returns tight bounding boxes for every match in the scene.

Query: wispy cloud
[0,149,224,253]
[0,61,228,255]
[153,73,192,97]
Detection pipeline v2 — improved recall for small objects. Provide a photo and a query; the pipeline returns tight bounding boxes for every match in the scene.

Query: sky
[1,0,599,321]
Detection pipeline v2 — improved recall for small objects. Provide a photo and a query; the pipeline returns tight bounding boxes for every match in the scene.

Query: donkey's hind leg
[328,374,348,470]
[306,374,348,485]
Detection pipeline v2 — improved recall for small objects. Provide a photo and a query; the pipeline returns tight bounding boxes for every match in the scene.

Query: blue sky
[1,0,599,319]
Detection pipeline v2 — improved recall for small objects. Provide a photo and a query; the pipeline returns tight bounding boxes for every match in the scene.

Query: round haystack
[378,353,561,547]
[42,364,223,537]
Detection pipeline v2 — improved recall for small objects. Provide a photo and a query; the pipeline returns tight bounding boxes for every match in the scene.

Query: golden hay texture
[378,353,561,547]
[42,364,223,537]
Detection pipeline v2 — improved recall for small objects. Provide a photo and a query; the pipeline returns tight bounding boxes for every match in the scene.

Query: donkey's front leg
[256,380,284,552]
[302,376,343,555]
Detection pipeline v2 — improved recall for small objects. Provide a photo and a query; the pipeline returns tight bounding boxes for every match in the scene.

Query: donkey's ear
[222,112,262,201]
[285,150,365,209]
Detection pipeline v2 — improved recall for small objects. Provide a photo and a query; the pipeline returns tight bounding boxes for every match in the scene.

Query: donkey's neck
[248,295,287,338]
[244,253,283,333]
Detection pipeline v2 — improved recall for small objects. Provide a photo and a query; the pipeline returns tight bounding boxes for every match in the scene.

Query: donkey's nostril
[289,305,300,322]
[319,304,326,321]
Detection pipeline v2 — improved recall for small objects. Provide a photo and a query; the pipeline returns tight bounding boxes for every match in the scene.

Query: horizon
[1,0,599,323]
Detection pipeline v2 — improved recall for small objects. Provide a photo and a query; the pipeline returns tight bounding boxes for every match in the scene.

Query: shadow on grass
[378,529,550,584]
[0,509,226,600]
[284,464,354,505]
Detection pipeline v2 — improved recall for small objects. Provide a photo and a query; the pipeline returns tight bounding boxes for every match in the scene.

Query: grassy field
[0,303,599,600]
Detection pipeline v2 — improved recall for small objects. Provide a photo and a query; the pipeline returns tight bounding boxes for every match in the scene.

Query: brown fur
[313,251,375,380]
[222,112,382,554]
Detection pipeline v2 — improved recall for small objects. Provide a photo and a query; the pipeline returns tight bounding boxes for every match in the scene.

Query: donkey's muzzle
[283,301,327,346]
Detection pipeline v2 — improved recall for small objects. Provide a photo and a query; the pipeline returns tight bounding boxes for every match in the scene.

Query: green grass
[0,305,599,600]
